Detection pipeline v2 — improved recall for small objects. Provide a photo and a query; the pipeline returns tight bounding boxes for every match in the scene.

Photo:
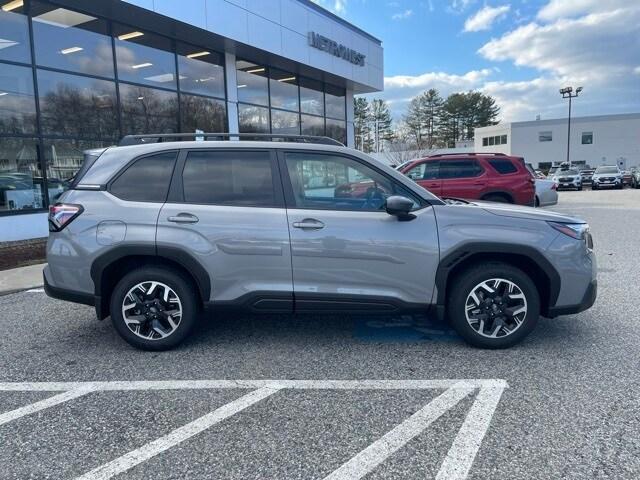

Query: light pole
[559,86,583,166]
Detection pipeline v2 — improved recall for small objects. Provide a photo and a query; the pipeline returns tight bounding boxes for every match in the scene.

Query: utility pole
[559,86,583,167]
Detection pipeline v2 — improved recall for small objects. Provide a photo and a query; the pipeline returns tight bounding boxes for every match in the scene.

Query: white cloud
[634,66,640,75]
[537,0,629,21]
[392,9,413,20]
[464,5,511,32]
[448,0,476,14]
[310,0,347,15]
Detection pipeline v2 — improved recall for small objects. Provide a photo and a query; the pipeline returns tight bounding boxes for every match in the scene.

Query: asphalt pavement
[0,189,639,479]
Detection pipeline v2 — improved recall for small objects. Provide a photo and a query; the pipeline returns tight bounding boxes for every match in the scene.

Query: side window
[488,158,518,174]
[284,152,417,211]
[406,161,438,180]
[110,151,177,202]
[182,150,276,207]
[439,159,483,179]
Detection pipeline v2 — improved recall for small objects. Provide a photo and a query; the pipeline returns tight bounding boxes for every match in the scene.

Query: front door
[156,149,293,311]
[280,151,440,310]
[405,160,442,196]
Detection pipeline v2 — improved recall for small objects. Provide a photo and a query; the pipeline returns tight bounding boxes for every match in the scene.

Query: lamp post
[559,86,583,166]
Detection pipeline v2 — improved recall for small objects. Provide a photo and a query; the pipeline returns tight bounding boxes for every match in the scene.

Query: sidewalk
[0,263,46,295]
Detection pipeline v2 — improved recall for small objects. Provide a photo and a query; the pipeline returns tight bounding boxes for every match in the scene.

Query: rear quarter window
[488,158,518,174]
[109,151,177,202]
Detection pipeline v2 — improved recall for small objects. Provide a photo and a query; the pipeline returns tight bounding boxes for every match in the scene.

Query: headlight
[548,221,589,240]
[548,222,593,249]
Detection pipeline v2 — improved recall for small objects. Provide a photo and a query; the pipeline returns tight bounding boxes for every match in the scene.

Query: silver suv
[44,134,597,350]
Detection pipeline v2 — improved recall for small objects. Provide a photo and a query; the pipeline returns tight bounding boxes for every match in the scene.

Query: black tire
[110,266,199,351]
[577,186,583,191]
[592,184,598,190]
[447,262,540,349]
[483,194,512,204]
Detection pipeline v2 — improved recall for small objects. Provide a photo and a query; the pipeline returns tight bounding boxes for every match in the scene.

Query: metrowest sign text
[308,31,366,67]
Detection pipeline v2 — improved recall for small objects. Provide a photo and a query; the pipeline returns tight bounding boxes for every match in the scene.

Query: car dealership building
[0,0,384,241]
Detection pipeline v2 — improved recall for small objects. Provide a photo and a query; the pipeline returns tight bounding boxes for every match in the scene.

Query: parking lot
[1,189,639,479]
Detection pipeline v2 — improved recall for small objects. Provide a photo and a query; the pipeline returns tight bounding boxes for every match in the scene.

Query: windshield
[557,169,579,175]
[595,166,619,174]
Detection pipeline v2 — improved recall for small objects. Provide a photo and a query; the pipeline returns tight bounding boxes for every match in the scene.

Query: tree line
[354,88,500,153]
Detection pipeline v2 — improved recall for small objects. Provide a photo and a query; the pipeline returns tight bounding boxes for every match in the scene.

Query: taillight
[48,203,83,232]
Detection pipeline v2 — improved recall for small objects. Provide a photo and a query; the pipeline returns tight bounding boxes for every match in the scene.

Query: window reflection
[325,84,346,120]
[301,114,325,137]
[37,69,118,140]
[300,78,324,116]
[119,83,178,134]
[42,139,111,203]
[326,118,346,144]
[0,63,37,134]
[269,69,298,112]
[177,44,224,98]
[0,137,44,211]
[0,6,31,63]
[238,103,269,133]
[31,3,113,78]
[114,24,177,89]
[271,109,299,135]
[181,94,226,133]
[236,60,268,106]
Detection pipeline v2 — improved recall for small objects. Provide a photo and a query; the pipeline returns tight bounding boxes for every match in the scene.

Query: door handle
[167,213,199,224]
[292,218,325,230]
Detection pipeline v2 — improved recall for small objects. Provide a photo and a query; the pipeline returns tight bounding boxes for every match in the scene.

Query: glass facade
[0,1,227,215]
[236,60,347,144]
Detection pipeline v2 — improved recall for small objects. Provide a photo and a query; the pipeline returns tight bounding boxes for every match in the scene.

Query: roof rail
[118,133,345,147]
[429,152,507,158]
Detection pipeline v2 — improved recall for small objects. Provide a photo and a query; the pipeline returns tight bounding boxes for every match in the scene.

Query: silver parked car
[551,168,582,191]
[592,165,623,189]
[535,179,559,207]
[45,134,597,350]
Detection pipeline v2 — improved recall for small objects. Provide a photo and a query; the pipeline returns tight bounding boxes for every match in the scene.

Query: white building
[474,113,640,170]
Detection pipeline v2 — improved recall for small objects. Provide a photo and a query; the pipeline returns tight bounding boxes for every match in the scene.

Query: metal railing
[119,133,345,147]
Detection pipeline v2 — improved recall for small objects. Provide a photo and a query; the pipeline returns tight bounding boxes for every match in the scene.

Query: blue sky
[313,0,640,122]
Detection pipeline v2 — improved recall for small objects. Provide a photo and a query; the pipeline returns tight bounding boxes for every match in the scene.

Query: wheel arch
[481,191,514,203]
[434,243,560,317]
[90,245,210,319]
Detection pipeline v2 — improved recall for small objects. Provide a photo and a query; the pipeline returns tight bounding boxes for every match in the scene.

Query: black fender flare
[90,244,211,316]
[434,242,561,309]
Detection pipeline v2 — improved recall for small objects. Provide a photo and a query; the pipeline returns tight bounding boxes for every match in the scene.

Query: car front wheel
[110,267,199,350]
[447,262,540,348]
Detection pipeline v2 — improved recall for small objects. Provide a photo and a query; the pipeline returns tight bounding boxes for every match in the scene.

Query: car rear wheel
[110,267,199,351]
[447,262,540,348]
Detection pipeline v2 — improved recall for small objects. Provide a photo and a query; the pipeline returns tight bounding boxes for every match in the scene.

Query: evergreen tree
[353,97,373,152]
[369,98,394,151]
[403,88,443,149]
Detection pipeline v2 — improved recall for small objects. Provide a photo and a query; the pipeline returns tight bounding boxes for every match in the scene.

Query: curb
[0,285,45,297]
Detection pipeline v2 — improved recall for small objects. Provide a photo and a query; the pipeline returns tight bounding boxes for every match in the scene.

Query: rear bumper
[43,271,95,307]
[547,279,597,317]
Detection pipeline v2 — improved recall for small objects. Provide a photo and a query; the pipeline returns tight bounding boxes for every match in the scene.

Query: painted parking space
[0,379,506,480]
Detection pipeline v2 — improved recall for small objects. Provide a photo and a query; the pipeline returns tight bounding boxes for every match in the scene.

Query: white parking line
[0,389,91,427]
[0,379,507,480]
[74,387,281,480]
[436,381,507,480]
[323,383,475,480]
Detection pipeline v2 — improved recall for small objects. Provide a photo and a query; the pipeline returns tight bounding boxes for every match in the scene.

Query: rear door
[439,158,486,200]
[404,160,442,196]
[156,148,293,310]
[280,150,440,309]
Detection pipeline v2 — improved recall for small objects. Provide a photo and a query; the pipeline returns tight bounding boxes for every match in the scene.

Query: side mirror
[385,195,415,221]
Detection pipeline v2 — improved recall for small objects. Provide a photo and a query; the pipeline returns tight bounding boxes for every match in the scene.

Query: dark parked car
[399,153,535,205]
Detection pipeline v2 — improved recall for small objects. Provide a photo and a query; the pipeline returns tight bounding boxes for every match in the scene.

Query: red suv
[399,153,535,206]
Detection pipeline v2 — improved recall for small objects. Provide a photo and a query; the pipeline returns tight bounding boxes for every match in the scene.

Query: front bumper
[547,279,597,317]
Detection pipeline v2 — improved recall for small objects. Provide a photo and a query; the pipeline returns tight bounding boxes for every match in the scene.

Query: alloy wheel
[465,278,528,338]
[121,281,182,340]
